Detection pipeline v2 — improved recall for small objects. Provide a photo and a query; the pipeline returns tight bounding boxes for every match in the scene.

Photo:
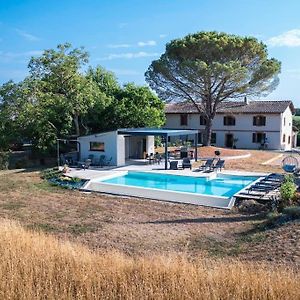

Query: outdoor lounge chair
[248,184,277,192]
[169,161,178,170]
[198,158,214,171]
[212,159,225,171]
[182,157,192,170]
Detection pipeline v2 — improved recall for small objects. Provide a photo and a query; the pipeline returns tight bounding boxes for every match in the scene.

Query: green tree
[145,31,281,145]
[112,83,165,129]
[28,43,95,136]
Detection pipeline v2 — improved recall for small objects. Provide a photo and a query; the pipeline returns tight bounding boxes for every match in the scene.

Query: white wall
[78,132,156,166]
[78,131,119,165]
[281,107,294,150]
[146,136,155,154]
[165,111,293,150]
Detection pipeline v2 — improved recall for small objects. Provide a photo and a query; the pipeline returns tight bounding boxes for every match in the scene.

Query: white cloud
[159,34,167,38]
[111,69,140,76]
[15,29,39,41]
[107,43,131,49]
[137,40,156,47]
[267,29,300,47]
[108,40,157,48]
[98,51,159,60]
[0,50,43,62]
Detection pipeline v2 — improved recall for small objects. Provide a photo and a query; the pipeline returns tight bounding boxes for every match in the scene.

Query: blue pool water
[100,172,258,198]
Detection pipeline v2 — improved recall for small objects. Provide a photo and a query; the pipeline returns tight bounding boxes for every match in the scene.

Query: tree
[145,31,281,145]
[28,43,95,136]
[112,83,165,129]
[83,69,165,132]
[0,45,166,154]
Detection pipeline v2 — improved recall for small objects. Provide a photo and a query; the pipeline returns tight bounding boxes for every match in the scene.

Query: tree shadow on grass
[144,214,265,225]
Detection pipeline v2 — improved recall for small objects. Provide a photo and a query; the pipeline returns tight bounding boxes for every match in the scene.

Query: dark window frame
[200,115,207,125]
[223,116,236,126]
[180,114,188,126]
[211,132,217,144]
[89,141,105,152]
[252,132,266,144]
[253,115,266,126]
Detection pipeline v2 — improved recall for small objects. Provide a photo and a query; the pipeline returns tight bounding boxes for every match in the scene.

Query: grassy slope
[0,169,299,266]
[0,219,299,300]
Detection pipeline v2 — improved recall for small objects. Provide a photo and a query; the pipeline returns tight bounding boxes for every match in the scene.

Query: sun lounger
[198,158,215,171]
[212,159,225,171]
[182,158,192,170]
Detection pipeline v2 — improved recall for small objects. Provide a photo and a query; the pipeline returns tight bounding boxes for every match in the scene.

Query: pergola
[117,128,199,170]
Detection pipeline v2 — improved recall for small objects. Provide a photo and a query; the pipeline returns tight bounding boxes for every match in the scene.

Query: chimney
[244,96,249,105]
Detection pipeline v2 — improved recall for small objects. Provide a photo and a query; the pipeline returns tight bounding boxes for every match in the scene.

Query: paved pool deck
[65,161,267,180]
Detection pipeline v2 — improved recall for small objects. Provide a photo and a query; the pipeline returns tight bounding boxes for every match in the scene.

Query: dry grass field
[0,219,299,300]
[0,167,299,266]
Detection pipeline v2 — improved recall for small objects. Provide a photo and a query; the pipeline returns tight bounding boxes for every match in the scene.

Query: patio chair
[98,155,106,167]
[212,159,225,171]
[169,161,178,170]
[88,154,94,165]
[154,153,162,165]
[105,157,112,166]
[77,159,92,170]
[182,157,192,170]
[198,158,214,171]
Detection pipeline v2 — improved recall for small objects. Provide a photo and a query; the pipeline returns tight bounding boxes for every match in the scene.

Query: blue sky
[0,0,300,105]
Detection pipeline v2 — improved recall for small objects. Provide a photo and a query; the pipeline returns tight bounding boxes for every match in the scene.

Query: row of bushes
[41,167,87,190]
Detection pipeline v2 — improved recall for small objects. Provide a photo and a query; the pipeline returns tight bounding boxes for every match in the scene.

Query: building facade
[165,100,296,150]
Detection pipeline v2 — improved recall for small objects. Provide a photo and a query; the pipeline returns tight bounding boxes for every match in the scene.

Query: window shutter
[253,117,256,126]
[263,117,266,126]
[252,133,256,143]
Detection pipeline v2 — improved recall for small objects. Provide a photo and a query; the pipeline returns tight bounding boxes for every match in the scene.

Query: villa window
[211,132,217,144]
[198,133,203,144]
[252,132,266,143]
[223,116,235,126]
[284,117,286,126]
[283,134,286,143]
[253,116,266,126]
[180,114,188,126]
[90,142,105,151]
[200,115,207,125]
[288,136,291,144]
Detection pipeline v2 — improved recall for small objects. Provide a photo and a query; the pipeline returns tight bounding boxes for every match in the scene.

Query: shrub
[283,174,295,184]
[41,167,61,180]
[0,151,10,170]
[279,177,297,211]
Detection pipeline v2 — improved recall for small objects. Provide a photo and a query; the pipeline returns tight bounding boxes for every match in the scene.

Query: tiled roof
[165,100,294,114]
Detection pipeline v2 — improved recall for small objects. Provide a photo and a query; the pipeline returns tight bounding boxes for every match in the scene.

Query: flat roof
[117,128,198,137]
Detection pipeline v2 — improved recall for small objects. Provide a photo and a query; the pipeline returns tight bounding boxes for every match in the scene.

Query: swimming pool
[100,172,258,198]
[83,171,259,209]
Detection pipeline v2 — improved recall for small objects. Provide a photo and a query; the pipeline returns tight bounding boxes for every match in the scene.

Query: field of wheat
[0,219,298,300]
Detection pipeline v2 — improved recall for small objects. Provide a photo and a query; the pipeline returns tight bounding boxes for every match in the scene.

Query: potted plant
[232,138,239,149]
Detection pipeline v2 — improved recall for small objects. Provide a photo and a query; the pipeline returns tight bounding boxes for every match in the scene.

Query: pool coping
[82,171,261,209]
